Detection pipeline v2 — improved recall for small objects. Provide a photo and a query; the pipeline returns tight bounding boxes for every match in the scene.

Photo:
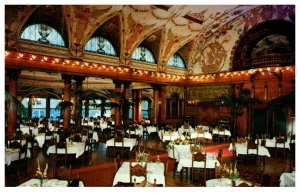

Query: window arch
[167,53,186,68]
[84,36,117,56]
[20,23,66,47]
[132,46,156,63]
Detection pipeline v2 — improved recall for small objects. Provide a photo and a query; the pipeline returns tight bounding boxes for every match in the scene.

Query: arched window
[20,23,66,47]
[132,46,156,63]
[84,36,117,56]
[167,53,186,68]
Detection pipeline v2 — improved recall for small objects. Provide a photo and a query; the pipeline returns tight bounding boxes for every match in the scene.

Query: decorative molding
[187,85,232,103]
[84,52,120,66]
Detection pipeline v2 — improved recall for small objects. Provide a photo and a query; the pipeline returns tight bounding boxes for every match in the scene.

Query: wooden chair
[218,127,226,142]
[83,137,92,162]
[129,162,147,184]
[275,136,286,158]
[114,155,121,173]
[114,136,124,158]
[191,151,207,186]
[16,141,29,176]
[53,164,72,186]
[53,140,68,166]
[217,148,223,165]
[247,140,258,164]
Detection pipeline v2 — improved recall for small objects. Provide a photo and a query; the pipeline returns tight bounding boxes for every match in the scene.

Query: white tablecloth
[112,162,165,186]
[105,138,137,151]
[190,131,213,140]
[35,133,59,148]
[126,128,143,136]
[146,126,157,134]
[158,131,184,142]
[5,148,31,166]
[206,178,252,187]
[228,143,271,157]
[256,138,290,149]
[212,128,231,136]
[177,152,220,172]
[280,171,295,187]
[196,125,210,132]
[178,127,195,135]
[18,178,84,187]
[47,142,85,158]
[20,126,39,136]
[167,144,192,160]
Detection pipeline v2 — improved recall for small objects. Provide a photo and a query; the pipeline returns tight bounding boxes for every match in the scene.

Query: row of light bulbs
[6,51,295,81]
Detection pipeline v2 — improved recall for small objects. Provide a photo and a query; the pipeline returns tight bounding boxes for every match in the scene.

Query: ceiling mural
[5,4,295,76]
[189,5,295,74]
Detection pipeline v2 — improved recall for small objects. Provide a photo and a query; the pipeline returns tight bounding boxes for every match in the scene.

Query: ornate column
[74,76,85,131]
[132,90,137,123]
[137,90,142,122]
[160,85,166,125]
[85,99,89,118]
[6,69,21,138]
[62,74,72,130]
[113,80,122,127]
[152,84,160,125]
[46,96,50,119]
[123,81,131,127]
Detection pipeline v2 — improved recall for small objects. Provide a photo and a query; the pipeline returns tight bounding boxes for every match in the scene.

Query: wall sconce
[264,82,268,101]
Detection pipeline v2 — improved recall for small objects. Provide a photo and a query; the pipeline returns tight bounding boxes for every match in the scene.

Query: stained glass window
[20,23,66,47]
[132,46,156,64]
[84,36,117,56]
[167,53,186,68]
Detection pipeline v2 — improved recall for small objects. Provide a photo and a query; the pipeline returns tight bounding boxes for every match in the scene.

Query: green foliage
[5,91,29,120]
[55,101,73,111]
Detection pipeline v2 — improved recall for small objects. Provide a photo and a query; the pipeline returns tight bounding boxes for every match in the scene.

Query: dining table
[18,178,84,187]
[280,171,295,187]
[176,152,220,172]
[206,177,256,187]
[112,162,165,186]
[105,138,137,151]
[5,148,31,166]
[46,142,85,158]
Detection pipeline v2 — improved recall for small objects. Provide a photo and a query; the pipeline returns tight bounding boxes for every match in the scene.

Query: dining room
[4,3,296,189]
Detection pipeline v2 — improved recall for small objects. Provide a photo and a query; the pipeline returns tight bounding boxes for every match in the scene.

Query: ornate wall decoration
[187,85,232,103]
[199,42,227,73]
[166,86,184,99]
[189,5,294,75]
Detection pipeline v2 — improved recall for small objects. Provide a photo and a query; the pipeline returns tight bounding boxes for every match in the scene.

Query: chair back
[247,141,258,155]
[129,162,147,183]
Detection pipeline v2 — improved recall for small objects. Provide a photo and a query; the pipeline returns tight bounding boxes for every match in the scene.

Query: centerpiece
[136,145,149,162]
[223,161,239,186]
[36,158,48,187]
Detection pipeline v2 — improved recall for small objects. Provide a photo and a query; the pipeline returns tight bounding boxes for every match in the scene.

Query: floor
[5,133,295,187]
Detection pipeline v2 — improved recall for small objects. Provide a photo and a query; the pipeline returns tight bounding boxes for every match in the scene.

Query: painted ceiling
[5,5,295,93]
